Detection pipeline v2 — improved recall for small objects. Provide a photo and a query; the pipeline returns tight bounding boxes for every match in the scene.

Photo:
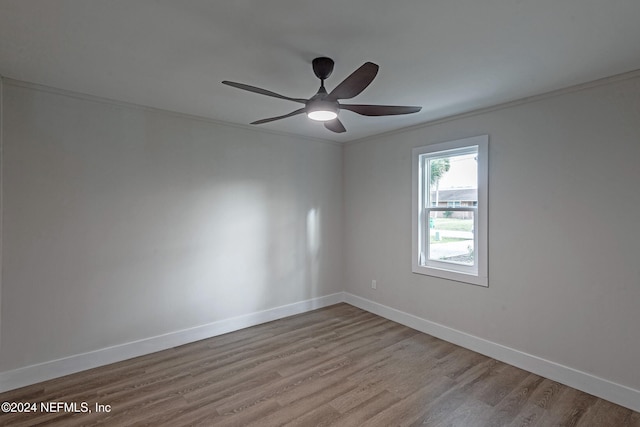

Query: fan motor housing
[305,97,339,121]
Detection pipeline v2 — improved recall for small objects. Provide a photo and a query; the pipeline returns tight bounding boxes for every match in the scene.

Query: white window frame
[412,135,488,287]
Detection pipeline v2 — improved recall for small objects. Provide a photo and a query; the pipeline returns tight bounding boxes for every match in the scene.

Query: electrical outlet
[371,280,377,290]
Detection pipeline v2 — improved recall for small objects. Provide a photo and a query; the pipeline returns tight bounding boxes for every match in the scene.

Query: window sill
[412,265,488,287]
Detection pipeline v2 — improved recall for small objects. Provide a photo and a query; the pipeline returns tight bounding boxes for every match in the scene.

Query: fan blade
[324,118,346,133]
[341,104,422,116]
[251,108,306,125]
[222,81,307,104]
[327,62,379,100]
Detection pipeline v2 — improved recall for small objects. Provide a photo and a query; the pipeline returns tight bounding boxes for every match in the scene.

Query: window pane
[428,153,477,208]
[428,211,475,266]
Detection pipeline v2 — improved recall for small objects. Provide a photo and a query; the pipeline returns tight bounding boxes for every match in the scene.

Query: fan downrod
[312,57,334,81]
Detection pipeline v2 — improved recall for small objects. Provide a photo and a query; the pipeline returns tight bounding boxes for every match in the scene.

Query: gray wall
[0,81,343,371]
[344,75,640,391]
[2,73,640,397]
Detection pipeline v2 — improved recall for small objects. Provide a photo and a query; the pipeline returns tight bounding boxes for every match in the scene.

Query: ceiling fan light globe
[307,110,338,121]
[306,99,339,122]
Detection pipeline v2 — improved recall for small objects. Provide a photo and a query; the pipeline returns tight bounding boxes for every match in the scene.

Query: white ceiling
[1,0,640,143]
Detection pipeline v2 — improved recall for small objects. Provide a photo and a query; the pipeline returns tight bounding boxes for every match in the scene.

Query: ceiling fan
[222,57,422,133]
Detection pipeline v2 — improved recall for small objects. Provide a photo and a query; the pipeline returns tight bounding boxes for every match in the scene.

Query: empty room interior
[1,1,640,425]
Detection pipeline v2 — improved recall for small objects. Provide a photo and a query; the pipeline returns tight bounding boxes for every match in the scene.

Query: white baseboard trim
[343,292,640,413]
[0,292,344,393]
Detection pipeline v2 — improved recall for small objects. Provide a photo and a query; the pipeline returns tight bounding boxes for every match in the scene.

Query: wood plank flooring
[1,303,638,426]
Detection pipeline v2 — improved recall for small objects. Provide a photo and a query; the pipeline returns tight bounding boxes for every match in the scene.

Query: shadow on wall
[179,182,324,321]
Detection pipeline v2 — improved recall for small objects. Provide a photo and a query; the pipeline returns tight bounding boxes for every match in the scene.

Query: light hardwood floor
[0,303,638,426]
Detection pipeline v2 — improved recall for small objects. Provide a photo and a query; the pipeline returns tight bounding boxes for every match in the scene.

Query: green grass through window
[433,218,473,232]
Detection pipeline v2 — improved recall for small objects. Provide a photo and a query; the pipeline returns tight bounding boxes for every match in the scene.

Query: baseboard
[0,292,344,393]
[343,292,640,413]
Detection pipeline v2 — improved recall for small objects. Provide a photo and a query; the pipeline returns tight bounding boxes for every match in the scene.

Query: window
[412,135,488,286]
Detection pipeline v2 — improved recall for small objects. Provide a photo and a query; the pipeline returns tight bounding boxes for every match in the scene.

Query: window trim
[412,135,488,287]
